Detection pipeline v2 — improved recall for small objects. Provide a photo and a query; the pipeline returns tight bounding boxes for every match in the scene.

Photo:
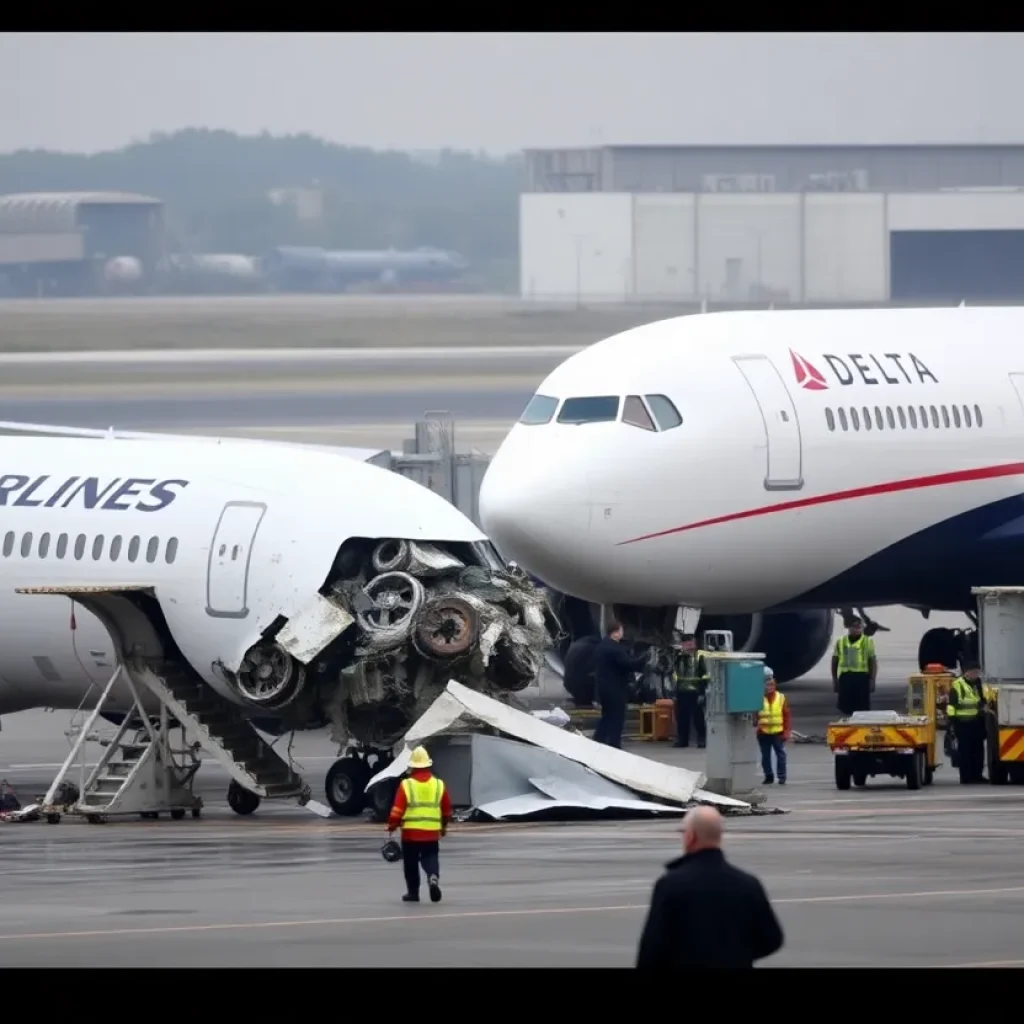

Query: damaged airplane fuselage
[0,435,557,810]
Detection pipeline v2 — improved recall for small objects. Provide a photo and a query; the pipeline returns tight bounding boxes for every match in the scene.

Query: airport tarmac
[3,606,1008,969]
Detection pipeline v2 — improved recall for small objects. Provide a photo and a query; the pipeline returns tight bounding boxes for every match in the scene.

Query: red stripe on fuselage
[617,462,1024,546]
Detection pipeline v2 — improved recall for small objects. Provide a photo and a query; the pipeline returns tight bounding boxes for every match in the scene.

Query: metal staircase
[41,659,312,824]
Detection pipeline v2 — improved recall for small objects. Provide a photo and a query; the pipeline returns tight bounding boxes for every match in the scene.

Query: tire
[227,780,261,816]
[325,756,370,816]
[170,808,186,821]
[906,750,923,790]
[835,757,852,790]
[852,770,867,787]
[368,777,399,823]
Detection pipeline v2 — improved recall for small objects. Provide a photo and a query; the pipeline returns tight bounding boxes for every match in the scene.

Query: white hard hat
[764,666,775,679]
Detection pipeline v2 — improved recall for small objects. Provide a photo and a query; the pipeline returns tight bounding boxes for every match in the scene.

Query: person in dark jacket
[563,634,600,707]
[636,806,784,969]
[591,620,647,748]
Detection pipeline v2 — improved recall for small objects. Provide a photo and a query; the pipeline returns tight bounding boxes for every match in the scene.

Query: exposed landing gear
[324,748,395,817]
[840,607,891,637]
[917,625,977,672]
[227,779,261,816]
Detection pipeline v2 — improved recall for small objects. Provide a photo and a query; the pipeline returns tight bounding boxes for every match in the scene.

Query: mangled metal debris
[366,681,754,820]
[226,539,559,754]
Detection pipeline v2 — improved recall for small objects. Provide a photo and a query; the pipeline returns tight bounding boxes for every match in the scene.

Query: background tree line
[0,129,526,290]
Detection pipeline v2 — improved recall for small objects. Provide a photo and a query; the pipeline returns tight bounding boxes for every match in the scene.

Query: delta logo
[789,349,938,391]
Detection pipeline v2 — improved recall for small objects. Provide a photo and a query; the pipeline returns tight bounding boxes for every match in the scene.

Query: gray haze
[0,33,1021,154]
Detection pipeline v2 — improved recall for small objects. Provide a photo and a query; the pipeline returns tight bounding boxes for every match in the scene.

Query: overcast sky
[0,33,1021,155]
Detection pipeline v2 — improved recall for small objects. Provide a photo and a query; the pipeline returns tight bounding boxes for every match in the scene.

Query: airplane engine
[224,537,558,755]
[699,609,835,685]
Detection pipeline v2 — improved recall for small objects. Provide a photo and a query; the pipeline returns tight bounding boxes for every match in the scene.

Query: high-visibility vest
[674,650,710,691]
[400,776,445,831]
[948,677,980,720]
[835,635,874,675]
[758,693,787,734]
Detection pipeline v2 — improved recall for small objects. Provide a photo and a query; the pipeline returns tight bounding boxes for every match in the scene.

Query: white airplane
[0,423,551,819]
[478,305,1022,687]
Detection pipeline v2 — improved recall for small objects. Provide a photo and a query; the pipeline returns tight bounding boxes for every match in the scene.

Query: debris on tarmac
[366,680,760,820]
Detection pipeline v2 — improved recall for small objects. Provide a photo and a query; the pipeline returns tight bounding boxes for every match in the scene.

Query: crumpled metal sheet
[366,681,743,812]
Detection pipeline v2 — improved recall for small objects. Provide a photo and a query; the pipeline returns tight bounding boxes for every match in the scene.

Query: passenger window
[56,533,68,559]
[951,405,961,428]
[919,405,928,428]
[74,534,86,560]
[128,536,140,562]
[930,405,939,429]
[850,407,860,430]
[645,394,683,430]
[519,394,559,426]
[622,395,656,431]
[38,532,50,558]
[975,404,983,427]
[146,537,159,563]
[940,405,950,428]
[825,408,835,431]
[886,407,896,429]
[2,531,13,557]
[557,396,620,424]
[963,405,972,428]
[874,406,884,430]
[165,537,179,564]
[110,536,122,561]
[231,544,240,560]
[838,408,849,431]
[92,535,104,560]
[908,406,918,428]
[20,532,32,557]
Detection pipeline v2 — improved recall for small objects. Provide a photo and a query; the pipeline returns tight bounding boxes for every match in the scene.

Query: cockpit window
[645,394,682,430]
[622,395,656,431]
[519,394,558,425]
[557,396,620,424]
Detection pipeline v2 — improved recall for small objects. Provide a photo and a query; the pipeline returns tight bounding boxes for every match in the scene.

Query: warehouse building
[0,191,165,296]
[520,144,1024,304]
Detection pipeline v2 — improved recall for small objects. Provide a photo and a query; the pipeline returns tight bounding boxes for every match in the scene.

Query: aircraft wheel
[368,777,400,823]
[191,807,202,819]
[227,780,261,816]
[170,808,186,821]
[325,756,370,816]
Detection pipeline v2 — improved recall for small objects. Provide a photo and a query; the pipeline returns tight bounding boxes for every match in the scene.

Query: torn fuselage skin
[224,537,558,754]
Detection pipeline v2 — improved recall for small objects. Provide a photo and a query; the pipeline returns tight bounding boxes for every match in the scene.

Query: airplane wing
[0,420,394,467]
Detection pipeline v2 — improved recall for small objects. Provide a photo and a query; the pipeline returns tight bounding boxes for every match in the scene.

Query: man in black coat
[591,620,648,749]
[636,806,784,969]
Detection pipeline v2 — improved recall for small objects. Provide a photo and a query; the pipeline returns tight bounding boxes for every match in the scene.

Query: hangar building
[0,191,165,296]
[520,144,1024,304]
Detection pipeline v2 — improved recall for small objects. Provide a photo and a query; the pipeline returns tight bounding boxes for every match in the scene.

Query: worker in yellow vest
[387,745,453,903]
[947,662,987,785]
[831,615,877,716]
[756,667,791,785]
[672,632,710,749]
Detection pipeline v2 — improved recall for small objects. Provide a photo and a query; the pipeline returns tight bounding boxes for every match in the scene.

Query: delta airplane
[478,305,1024,686]
[0,423,546,817]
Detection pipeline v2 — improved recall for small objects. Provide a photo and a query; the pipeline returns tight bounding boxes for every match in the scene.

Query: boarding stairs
[42,659,310,823]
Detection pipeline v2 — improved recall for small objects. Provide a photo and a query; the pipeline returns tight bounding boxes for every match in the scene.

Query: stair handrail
[42,665,124,808]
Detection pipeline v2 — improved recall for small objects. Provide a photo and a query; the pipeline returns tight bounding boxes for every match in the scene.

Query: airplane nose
[479,432,590,589]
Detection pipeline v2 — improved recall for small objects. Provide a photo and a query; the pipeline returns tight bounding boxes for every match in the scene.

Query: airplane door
[206,501,267,619]
[732,355,804,491]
